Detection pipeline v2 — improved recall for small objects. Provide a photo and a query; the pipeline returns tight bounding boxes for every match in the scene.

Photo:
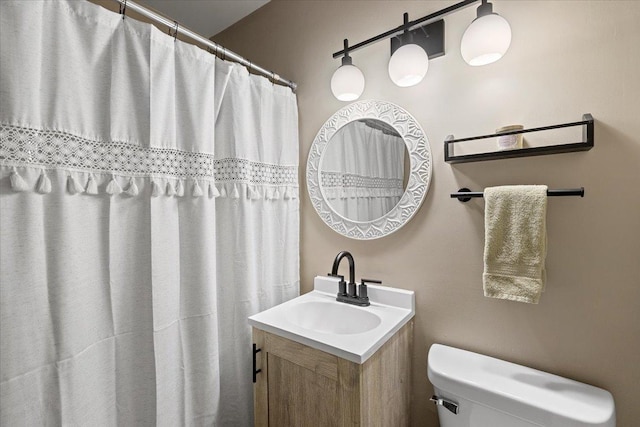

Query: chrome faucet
[330,251,370,307]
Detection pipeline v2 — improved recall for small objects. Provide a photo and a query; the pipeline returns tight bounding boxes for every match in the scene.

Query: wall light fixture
[388,14,430,87]
[331,39,365,101]
[331,0,511,100]
[461,0,512,66]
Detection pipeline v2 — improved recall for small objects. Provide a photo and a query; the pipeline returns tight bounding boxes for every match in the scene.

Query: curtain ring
[119,0,127,19]
[221,47,226,61]
[169,21,179,41]
[210,44,219,58]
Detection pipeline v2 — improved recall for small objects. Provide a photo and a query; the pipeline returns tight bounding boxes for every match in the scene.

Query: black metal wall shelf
[444,114,594,164]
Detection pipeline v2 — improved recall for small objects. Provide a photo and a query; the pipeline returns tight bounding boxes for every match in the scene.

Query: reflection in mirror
[307,100,431,240]
[320,119,408,221]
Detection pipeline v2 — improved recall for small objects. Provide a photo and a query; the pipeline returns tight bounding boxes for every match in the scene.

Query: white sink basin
[286,301,382,335]
[249,276,415,364]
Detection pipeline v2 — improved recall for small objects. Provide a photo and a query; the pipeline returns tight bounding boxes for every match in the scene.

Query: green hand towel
[483,185,548,304]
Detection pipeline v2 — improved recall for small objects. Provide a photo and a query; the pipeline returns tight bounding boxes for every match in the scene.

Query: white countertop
[248,276,415,364]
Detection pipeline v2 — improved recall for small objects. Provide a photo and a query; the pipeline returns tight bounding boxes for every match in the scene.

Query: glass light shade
[388,44,429,87]
[461,13,512,66]
[331,64,365,101]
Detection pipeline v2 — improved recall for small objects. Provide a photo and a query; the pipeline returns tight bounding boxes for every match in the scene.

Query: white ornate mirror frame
[307,100,432,240]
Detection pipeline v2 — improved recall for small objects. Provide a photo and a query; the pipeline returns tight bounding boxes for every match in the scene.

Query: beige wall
[216,1,640,425]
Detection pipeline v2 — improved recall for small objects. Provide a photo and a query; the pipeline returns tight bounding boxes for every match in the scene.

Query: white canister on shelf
[496,124,524,150]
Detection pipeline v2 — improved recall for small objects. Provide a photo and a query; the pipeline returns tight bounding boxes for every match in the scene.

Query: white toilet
[428,344,616,426]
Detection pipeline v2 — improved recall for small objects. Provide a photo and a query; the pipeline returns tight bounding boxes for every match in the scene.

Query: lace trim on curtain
[322,187,404,199]
[320,171,403,199]
[0,124,298,199]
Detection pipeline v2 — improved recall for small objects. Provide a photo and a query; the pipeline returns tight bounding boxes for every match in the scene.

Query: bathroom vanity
[249,276,415,426]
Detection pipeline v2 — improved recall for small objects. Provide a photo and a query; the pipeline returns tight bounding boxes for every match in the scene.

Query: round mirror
[307,100,432,239]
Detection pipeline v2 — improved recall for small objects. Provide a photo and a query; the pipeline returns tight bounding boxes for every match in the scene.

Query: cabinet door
[253,329,360,427]
[267,353,340,426]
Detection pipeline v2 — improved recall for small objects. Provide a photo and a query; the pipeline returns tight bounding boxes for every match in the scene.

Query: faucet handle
[358,279,381,302]
[329,273,347,296]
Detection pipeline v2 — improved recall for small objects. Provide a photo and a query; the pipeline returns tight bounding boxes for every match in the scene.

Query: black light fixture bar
[332,0,479,58]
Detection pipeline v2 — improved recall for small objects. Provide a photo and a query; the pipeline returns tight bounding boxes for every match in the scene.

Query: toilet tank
[427,344,615,427]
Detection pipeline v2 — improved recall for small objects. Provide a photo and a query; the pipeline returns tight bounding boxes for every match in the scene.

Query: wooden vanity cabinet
[252,320,413,427]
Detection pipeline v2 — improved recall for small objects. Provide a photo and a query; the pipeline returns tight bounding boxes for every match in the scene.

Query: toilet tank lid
[427,344,615,427]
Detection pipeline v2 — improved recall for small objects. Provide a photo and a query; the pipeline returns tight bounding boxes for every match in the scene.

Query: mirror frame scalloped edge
[306,100,432,240]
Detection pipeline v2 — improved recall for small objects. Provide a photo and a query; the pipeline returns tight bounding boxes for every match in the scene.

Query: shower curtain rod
[111,0,297,92]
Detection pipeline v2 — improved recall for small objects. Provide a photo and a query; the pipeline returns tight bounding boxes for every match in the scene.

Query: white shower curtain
[322,121,405,221]
[0,1,299,425]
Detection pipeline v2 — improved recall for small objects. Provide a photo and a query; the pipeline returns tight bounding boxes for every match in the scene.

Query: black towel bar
[451,187,585,202]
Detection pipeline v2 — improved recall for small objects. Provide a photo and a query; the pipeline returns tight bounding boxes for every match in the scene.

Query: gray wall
[216,1,640,425]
